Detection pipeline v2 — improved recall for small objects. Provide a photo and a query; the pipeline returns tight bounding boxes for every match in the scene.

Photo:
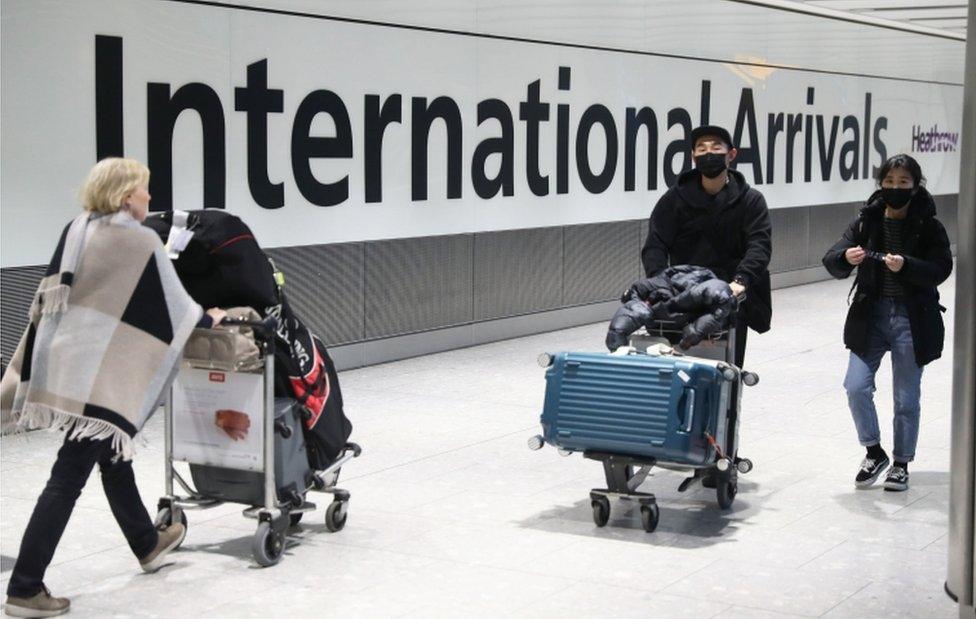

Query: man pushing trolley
[528,265,759,532]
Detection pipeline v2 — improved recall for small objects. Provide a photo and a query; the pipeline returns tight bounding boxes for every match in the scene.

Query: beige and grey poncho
[0,210,201,459]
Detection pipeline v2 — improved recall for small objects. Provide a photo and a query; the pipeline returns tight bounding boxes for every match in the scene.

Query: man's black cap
[690,125,733,148]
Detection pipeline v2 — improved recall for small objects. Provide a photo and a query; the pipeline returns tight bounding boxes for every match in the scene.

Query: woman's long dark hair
[876,154,926,187]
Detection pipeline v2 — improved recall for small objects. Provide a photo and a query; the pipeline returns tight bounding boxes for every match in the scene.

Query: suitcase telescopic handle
[682,388,696,433]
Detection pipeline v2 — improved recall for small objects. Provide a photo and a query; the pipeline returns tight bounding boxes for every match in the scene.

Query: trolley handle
[219,315,279,341]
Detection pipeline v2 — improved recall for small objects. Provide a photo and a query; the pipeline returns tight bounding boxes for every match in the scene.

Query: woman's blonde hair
[81,158,150,214]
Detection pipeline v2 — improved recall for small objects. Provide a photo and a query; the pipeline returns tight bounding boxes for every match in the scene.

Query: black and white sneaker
[883,466,909,492]
[855,455,890,488]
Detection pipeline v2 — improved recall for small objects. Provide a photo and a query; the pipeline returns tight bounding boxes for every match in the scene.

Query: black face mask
[695,153,728,179]
[881,187,914,209]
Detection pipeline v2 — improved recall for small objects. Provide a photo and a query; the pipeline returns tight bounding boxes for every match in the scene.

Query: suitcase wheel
[591,496,610,527]
[325,500,348,532]
[640,503,660,533]
[252,521,285,567]
[716,474,738,510]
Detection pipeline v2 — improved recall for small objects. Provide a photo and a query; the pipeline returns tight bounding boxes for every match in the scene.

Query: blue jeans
[843,297,923,462]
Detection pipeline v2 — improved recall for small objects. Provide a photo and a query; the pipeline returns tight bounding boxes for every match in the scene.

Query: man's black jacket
[641,168,773,333]
[821,187,952,366]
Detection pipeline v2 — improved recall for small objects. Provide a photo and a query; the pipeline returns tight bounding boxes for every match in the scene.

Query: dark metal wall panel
[265,242,365,346]
[769,207,811,272]
[638,218,650,277]
[0,266,45,367]
[563,221,639,305]
[364,234,473,339]
[807,202,859,267]
[473,228,562,320]
[0,195,960,370]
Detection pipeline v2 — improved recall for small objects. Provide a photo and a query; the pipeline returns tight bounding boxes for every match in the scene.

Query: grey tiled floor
[1,274,959,617]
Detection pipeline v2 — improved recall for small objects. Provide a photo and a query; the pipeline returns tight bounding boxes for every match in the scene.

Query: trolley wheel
[736,458,754,474]
[716,474,738,510]
[591,496,611,527]
[640,503,660,533]
[325,501,347,532]
[289,512,303,527]
[153,508,188,549]
[252,521,285,567]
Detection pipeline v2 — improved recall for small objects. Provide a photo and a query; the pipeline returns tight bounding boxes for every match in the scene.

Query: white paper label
[171,368,265,472]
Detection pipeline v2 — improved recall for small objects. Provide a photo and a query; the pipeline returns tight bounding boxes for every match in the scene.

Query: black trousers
[6,436,158,598]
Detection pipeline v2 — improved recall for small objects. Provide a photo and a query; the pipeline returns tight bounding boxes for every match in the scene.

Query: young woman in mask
[822,154,952,492]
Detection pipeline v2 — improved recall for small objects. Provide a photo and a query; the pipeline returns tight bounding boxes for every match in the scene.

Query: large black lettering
[519,79,551,196]
[411,96,463,201]
[364,94,402,203]
[624,107,658,191]
[862,93,872,179]
[804,88,815,183]
[95,35,123,159]
[699,80,711,126]
[872,116,888,178]
[576,104,618,194]
[472,98,515,199]
[816,115,840,181]
[557,67,571,194]
[732,88,763,184]
[838,115,861,181]
[663,108,692,187]
[765,113,784,184]
[147,82,225,211]
[785,113,803,183]
[291,90,353,207]
[234,59,284,209]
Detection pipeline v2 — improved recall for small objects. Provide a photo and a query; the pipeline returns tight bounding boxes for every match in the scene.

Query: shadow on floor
[173,522,328,570]
[1,554,16,573]
[517,479,766,548]
[830,469,952,521]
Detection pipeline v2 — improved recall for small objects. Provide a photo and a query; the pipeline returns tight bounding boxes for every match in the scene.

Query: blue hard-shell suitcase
[540,350,732,467]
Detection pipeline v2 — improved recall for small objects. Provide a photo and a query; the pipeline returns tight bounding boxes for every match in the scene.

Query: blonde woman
[1,158,222,617]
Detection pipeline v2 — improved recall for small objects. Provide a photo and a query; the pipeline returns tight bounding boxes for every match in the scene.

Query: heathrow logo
[911,124,959,153]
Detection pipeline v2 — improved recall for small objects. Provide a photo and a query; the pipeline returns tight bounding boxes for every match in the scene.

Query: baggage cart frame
[155,316,361,566]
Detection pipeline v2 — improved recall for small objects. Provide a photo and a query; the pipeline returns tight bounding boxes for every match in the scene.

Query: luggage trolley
[529,317,759,533]
[155,316,361,566]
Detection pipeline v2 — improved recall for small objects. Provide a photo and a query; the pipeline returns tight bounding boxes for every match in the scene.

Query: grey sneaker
[4,586,70,617]
[883,466,909,492]
[855,455,890,488]
[139,523,185,573]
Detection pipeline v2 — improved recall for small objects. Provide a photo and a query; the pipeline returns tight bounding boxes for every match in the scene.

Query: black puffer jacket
[821,187,952,366]
[641,169,772,333]
[607,266,736,350]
